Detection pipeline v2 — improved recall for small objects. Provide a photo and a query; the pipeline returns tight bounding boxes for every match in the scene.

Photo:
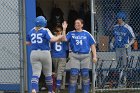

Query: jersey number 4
[31,33,43,44]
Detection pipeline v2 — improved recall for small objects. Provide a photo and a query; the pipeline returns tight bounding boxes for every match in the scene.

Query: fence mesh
[1,0,140,92]
[94,0,140,92]
[36,0,140,92]
[0,0,23,92]
[95,0,140,52]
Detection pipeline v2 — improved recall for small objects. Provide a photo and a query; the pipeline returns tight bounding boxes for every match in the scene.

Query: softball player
[51,25,68,92]
[26,16,63,93]
[62,19,97,93]
[110,11,135,87]
[111,11,135,68]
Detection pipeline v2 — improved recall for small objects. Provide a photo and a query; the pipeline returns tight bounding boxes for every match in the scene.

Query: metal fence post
[91,0,96,93]
[19,0,24,93]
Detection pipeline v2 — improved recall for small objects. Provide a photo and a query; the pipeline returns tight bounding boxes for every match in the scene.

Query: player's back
[51,42,68,58]
[27,27,52,50]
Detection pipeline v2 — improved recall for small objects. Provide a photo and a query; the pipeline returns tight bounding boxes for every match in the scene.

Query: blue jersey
[26,27,53,50]
[51,42,68,58]
[113,24,135,48]
[66,30,96,54]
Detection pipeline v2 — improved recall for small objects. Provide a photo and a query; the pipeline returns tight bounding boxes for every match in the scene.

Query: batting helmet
[116,11,127,21]
[35,16,47,27]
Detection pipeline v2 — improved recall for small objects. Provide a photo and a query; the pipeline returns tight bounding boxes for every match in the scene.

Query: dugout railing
[61,55,140,92]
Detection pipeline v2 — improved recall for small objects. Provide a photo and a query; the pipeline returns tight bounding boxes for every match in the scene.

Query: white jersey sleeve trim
[43,28,54,38]
[71,30,76,32]
[124,24,135,38]
[31,27,36,31]
[114,24,119,28]
[83,30,96,43]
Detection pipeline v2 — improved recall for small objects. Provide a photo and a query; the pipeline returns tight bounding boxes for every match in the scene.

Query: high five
[62,19,97,93]
[26,16,63,93]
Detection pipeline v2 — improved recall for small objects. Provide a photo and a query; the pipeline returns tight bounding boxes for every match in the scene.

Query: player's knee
[45,76,53,85]
[70,68,79,85]
[70,68,79,76]
[81,68,89,77]
[81,68,90,85]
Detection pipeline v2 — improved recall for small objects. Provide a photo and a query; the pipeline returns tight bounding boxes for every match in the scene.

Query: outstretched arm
[50,35,63,42]
[45,28,63,42]
[62,21,68,41]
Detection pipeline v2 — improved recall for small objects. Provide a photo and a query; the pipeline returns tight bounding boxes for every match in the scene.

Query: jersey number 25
[31,33,43,44]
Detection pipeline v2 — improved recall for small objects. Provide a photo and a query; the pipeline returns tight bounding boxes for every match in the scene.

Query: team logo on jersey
[115,32,126,36]
[115,32,127,42]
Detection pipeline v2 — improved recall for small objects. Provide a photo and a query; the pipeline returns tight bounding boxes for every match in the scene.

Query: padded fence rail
[94,56,140,92]
[62,56,140,92]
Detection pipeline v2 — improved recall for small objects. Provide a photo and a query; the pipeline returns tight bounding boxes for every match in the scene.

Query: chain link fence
[94,0,140,92]
[0,0,24,92]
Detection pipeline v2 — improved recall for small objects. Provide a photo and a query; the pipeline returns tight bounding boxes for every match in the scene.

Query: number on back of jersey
[55,42,62,51]
[31,33,43,44]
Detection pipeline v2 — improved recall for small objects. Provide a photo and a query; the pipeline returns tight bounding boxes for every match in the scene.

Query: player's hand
[125,44,129,48]
[59,35,66,41]
[93,57,97,63]
[58,35,66,41]
[62,21,68,31]
[26,41,31,45]
[57,35,63,41]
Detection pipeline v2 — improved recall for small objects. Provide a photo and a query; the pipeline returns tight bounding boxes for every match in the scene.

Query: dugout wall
[25,0,36,93]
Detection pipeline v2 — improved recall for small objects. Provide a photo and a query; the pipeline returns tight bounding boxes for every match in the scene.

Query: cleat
[32,89,36,93]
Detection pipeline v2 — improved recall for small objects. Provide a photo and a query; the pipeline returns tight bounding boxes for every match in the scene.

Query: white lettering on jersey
[71,35,86,45]
[72,35,87,39]
[115,31,127,41]
[31,33,43,44]
[55,42,62,51]
[76,40,83,45]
